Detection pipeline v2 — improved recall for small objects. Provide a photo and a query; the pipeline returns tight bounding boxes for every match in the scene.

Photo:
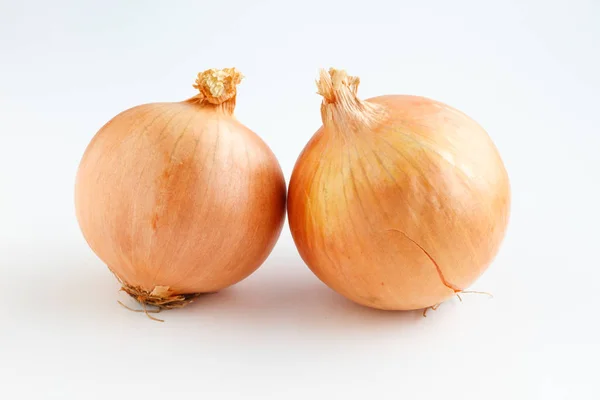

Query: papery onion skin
[75,68,286,307]
[288,69,510,311]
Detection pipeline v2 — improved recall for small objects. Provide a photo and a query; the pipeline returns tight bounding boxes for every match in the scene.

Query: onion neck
[317,68,385,135]
[184,67,243,115]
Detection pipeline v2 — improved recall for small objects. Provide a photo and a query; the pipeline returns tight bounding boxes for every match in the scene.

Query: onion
[288,68,510,311]
[75,68,286,315]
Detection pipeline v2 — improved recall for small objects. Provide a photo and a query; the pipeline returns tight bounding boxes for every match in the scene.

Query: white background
[1,0,599,398]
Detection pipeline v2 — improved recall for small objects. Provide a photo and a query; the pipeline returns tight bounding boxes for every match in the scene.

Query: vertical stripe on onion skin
[288,68,510,311]
[75,68,286,313]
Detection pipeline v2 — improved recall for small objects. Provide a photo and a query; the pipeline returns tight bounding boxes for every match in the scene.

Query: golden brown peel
[389,229,495,315]
[75,67,286,320]
[387,228,463,293]
[287,67,510,312]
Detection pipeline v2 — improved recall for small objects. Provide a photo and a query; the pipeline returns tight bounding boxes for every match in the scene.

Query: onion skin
[75,69,286,306]
[288,69,510,311]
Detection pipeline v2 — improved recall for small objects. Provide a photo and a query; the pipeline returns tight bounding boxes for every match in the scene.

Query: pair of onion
[75,67,510,318]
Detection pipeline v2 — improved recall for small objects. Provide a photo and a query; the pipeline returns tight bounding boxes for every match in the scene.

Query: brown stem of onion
[184,67,243,114]
[316,68,386,133]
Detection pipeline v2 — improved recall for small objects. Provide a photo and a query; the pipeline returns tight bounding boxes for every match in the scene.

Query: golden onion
[288,68,510,311]
[75,68,286,316]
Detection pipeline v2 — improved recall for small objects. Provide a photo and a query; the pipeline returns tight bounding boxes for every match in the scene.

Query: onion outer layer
[75,68,286,312]
[288,68,510,311]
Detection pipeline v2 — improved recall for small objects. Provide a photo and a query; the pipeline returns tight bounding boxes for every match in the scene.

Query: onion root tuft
[117,283,207,321]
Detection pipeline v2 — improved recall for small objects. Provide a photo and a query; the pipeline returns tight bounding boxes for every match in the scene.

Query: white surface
[1,0,599,398]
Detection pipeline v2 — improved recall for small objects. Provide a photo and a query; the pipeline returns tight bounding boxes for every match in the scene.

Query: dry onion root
[75,68,286,319]
[288,68,510,312]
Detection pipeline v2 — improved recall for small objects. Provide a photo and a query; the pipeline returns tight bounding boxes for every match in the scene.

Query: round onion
[75,68,286,313]
[288,68,510,311]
